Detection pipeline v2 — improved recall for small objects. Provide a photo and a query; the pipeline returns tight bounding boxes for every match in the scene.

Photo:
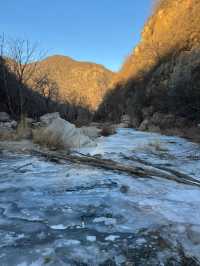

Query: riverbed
[0,129,200,265]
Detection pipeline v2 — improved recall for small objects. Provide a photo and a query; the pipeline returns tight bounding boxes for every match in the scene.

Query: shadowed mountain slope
[0,56,92,122]
[96,0,200,133]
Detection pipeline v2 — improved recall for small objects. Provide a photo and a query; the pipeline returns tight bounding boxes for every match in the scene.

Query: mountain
[116,0,200,82]
[97,0,200,135]
[33,55,114,110]
[0,56,92,122]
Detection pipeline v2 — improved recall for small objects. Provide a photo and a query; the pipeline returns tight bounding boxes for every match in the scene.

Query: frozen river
[0,129,200,265]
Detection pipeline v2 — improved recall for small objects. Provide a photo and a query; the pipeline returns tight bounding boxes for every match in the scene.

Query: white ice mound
[40,116,96,149]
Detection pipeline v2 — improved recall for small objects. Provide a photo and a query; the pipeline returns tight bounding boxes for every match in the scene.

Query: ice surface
[86,235,96,242]
[105,235,120,241]
[0,128,200,265]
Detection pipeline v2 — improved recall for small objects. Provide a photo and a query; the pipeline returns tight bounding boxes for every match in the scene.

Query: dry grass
[0,130,17,141]
[16,116,32,139]
[32,127,66,150]
[0,115,32,141]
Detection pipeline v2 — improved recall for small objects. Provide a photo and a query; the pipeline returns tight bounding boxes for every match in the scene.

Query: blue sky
[1,0,152,71]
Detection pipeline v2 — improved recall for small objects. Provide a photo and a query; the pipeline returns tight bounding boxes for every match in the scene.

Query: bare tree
[7,39,43,84]
[0,34,14,115]
[5,38,45,117]
[34,73,59,106]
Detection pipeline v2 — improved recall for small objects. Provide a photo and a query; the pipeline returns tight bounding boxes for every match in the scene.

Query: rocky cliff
[97,0,200,136]
[117,0,200,81]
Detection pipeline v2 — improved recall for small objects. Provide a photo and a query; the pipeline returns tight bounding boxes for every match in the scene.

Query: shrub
[32,127,66,150]
[100,125,116,137]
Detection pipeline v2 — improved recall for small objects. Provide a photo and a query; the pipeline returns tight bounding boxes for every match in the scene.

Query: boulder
[32,122,42,129]
[162,114,176,128]
[120,114,131,127]
[151,112,164,126]
[40,112,60,126]
[0,112,10,122]
[101,125,116,136]
[121,114,131,124]
[116,123,130,128]
[0,120,17,129]
[139,119,149,131]
[151,112,176,129]
[175,117,189,128]
[10,120,18,129]
[131,117,141,128]
[39,117,96,149]
[142,106,154,119]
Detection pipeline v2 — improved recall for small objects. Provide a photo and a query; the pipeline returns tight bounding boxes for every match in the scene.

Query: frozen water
[0,128,200,265]
[86,235,96,242]
[105,235,120,241]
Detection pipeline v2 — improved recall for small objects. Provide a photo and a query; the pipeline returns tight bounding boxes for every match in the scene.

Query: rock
[32,122,41,129]
[139,119,149,131]
[142,106,154,119]
[10,120,18,129]
[120,185,129,193]
[101,125,116,136]
[38,117,96,149]
[40,112,60,126]
[148,125,161,133]
[116,123,130,128]
[131,117,141,128]
[176,117,189,128]
[162,114,176,128]
[121,114,131,124]
[3,122,12,129]
[151,113,176,129]
[0,121,17,129]
[120,114,131,128]
[151,112,164,126]
[0,112,10,122]
[80,126,101,140]
[139,113,175,132]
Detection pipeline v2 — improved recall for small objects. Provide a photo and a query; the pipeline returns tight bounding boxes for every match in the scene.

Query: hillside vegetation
[0,56,91,123]
[31,55,114,110]
[97,0,200,136]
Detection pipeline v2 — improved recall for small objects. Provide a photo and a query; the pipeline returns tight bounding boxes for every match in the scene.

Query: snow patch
[105,235,120,241]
